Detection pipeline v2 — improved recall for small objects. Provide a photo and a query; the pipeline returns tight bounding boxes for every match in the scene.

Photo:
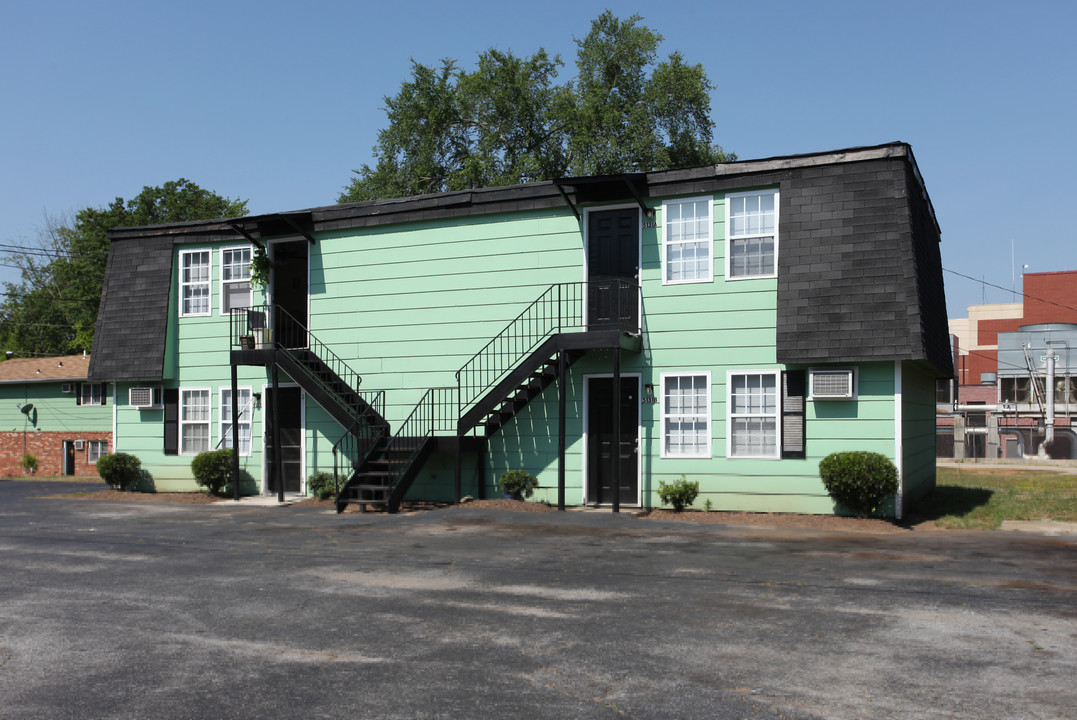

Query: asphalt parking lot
[1,480,1075,720]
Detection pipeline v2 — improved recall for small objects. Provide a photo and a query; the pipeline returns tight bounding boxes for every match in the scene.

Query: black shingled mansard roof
[89,142,951,383]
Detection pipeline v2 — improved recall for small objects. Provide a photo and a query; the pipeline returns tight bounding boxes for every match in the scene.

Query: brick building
[0,355,112,476]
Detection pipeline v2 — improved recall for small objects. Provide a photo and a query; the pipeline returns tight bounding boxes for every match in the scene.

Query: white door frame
[260,382,306,495]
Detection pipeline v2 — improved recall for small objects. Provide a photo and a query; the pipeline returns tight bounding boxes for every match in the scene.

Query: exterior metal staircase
[229,305,389,488]
[335,281,639,513]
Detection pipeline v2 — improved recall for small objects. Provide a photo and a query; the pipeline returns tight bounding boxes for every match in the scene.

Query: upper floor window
[180,250,211,316]
[220,247,252,314]
[663,198,713,284]
[726,189,779,280]
[77,382,106,406]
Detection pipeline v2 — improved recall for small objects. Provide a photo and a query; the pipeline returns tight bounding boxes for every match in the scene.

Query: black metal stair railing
[454,280,637,421]
[332,407,389,498]
[230,304,384,432]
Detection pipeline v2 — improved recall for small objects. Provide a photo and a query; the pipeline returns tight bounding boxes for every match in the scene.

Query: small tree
[96,452,142,491]
[20,453,39,476]
[191,449,234,497]
[819,451,898,517]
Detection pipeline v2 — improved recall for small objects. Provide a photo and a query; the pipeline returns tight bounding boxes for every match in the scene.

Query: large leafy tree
[341,11,731,202]
[1,180,247,357]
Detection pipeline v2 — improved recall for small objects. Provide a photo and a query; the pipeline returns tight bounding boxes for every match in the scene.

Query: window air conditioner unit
[129,386,164,409]
[74,440,85,450]
[61,383,74,394]
[809,369,856,400]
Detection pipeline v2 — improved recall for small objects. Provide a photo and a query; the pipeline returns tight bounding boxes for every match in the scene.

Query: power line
[943,267,1077,314]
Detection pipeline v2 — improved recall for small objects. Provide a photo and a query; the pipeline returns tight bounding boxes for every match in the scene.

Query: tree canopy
[340,11,732,203]
[1,179,247,357]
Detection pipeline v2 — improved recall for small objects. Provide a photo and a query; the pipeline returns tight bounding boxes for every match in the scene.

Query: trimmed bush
[819,451,898,517]
[657,475,699,512]
[191,449,234,497]
[20,453,39,476]
[499,469,539,500]
[97,452,142,491]
[308,471,336,500]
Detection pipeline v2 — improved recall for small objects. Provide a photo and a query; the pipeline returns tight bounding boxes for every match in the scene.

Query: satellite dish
[20,403,34,414]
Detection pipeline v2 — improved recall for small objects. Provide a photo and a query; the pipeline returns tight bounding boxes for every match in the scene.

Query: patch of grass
[916,468,1077,530]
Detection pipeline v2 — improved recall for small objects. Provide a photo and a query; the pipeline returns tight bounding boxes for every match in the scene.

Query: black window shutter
[781,370,806,459]
[76,383,83,406]
[163,388,179,455]
[99,383,107,406]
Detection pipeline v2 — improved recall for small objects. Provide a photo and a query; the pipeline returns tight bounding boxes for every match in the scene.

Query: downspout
[1040,348,1056,457]
[894,361,903,521]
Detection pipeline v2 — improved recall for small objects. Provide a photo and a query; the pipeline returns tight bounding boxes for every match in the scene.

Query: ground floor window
[727,370,779,458]
[87,440,109,463]
[180,388,211,455]
[220,387,252,456]
[661,372,711,457]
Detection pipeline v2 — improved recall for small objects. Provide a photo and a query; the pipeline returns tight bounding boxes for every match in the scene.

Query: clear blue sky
[2,0,1073,318]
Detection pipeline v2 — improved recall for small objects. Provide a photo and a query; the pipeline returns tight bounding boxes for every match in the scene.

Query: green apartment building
[88,142,951,517]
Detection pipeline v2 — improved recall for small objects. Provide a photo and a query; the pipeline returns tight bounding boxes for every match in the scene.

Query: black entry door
[63,442,75,476]
[266,387,303,494]
[587,377,639,504]
[271,240,309,348]
[587,208,639,329]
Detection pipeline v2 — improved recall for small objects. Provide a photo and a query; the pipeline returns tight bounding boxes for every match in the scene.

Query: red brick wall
[0,431,112,477]
[1024,271,1077,325]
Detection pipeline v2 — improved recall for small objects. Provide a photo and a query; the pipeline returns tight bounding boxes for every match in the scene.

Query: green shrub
[308,471,336,500]
[499,469,538,500]
[96,452,142,491]
[191,449,234,497]
[657,475,699,512]
[20,453,39,475]
[819,451,898,517]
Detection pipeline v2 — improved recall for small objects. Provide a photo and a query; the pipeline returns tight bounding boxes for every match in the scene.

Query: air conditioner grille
[810,370,855,399]
[129,387,161,408]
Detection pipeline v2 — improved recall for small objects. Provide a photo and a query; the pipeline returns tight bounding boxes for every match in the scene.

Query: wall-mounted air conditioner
[809,369,856,400]
[129,386,164,409]
[61,383,74,393]
[73,440,85,450]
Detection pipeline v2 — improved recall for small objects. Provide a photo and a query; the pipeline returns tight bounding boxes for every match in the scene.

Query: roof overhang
[552,173,653,221]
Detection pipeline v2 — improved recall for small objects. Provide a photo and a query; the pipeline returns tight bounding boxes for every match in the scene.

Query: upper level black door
[587,208,639,329]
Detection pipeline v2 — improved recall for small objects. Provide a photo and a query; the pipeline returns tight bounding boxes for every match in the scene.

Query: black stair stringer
[458,336,588,437]
[335,436,434,514]
[274,349,387,435]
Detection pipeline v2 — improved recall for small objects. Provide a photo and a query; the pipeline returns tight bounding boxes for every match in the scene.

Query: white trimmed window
[180,250,211,316]
[220,247,252,314]
[78,383,105,406]
[87,440,109,463]
[726,189,779,279]
[661,372,712,457]
[663,197,713,284]
[180,388,211,455]
[727,371,780,458]
[220,387,252,456]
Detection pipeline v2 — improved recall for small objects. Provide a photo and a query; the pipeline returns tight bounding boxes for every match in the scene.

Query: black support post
[557,348,567,511]
[231,363,240,501]
[272,356,283,504]
[454,436,462,504]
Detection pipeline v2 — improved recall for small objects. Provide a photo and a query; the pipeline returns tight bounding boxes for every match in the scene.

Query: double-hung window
[727,371,780,458]
[77,383,106,406]
[88,440,109,463]
[663,197,713,284]
[661,372,711,457]
[220,388,252,456]
[180,388,211,455]
[726,189,779,279]
[180,250,211,316]
[220,247,252,314]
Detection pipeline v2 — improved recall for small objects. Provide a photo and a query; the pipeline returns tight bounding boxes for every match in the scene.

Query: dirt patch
[52,489,219,504]
[641,508,937,533]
